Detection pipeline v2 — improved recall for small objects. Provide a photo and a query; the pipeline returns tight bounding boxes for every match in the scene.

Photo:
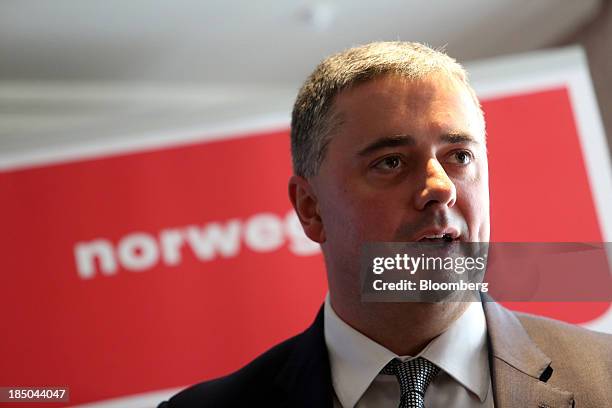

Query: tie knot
[381,357,440,407]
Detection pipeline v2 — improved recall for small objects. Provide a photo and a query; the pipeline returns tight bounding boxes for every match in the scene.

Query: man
[159,42,612,407]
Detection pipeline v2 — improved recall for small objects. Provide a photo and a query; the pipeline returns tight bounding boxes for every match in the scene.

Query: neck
[329,294,469,356]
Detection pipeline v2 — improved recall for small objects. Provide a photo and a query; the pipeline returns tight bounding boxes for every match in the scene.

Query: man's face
[307,73,490,294]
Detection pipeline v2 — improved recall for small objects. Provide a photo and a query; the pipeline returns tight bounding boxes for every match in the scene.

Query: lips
[415,228,460,242]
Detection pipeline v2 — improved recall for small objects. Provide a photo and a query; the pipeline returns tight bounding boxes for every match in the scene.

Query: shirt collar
[324,294,490,408]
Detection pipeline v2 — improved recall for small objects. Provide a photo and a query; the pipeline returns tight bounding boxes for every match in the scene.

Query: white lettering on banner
[74,239,117,279]
[185,220,241,261]
[74,210,320,279]
[117,233,160,271]
[158,229,184,266]
[244,213,284,252]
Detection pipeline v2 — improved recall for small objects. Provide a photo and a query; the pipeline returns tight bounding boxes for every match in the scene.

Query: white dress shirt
[324,294,494,408]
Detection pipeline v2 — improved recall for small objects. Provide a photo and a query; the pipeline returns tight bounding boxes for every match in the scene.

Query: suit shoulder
[159,333,301,408]
[514,311,612,368]
[515,311,612,348]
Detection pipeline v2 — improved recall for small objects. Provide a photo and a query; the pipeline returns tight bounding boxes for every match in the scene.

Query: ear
[288,175,326,243]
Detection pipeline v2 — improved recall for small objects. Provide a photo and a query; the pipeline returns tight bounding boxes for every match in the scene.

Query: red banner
[0,87,609,406]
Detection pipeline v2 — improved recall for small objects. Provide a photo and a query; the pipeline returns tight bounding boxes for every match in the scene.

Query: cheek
[317,183,359,237]
[456,177,490,237]
[319,182,402,242]
[352,200,398,239]
[462,159,489,206]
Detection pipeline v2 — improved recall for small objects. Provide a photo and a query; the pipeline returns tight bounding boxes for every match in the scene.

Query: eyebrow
[440,132,479,145]
[357,135,415,156]
[357,132,479,156]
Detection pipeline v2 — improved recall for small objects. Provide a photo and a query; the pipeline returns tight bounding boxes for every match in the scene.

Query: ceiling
[0,0,602,84]
[0,0,603,161]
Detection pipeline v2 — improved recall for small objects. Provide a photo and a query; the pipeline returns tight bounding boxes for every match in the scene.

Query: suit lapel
[273,306,334,408]
[483,300,575,408]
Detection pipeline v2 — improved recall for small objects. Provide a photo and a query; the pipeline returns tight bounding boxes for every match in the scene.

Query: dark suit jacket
[159,301,612,407]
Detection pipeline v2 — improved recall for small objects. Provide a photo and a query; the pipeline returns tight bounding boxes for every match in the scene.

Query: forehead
[330,73,484,143]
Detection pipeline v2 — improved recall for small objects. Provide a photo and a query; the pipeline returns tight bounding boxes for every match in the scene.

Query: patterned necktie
[381,357,440,408]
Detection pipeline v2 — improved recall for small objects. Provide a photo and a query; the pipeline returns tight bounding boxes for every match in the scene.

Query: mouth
[415,228,460,243]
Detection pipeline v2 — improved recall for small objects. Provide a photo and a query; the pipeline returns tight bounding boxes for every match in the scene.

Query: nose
[414,158,457,210]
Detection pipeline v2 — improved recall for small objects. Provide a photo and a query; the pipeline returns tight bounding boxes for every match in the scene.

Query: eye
[373,155,404,171]
[449,150,473,165]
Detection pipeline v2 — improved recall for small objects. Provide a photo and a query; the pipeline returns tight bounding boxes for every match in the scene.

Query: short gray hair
[290,41,483,178]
